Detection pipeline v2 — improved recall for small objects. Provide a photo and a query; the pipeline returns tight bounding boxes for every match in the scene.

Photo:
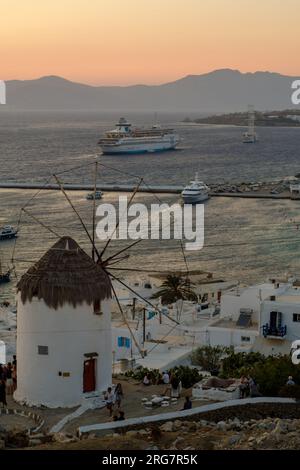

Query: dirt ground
[0,414,36,432]
[64,378,205,434]
[3,378,208,435]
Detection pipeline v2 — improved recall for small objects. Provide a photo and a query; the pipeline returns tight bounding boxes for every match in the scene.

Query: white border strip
[78,397,295,436]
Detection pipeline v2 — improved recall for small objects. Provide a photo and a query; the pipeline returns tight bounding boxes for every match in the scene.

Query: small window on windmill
[93,299,102,315]
[38,345,48,355]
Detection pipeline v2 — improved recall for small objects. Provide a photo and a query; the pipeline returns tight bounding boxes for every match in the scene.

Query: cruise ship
[181,173,210,204]
[98,118,180,155]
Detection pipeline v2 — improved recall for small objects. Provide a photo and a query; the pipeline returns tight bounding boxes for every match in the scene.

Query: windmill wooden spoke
[105,254,130,267]
[108,267,181,274]
[109,280,145,358]
[109,270,179,325]
[99,177,144,260]
[53,173,101,260]
[21,208,61,238]
[92,161,98,261]
[102,239,142,266]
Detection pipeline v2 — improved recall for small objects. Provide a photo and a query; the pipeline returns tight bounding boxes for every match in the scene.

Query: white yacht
[0,225,18,241]
[181,173,210,204]
[86,191,103,200]
[98,118,180,155]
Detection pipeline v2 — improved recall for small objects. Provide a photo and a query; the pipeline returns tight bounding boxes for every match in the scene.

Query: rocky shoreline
[209,178,296,197]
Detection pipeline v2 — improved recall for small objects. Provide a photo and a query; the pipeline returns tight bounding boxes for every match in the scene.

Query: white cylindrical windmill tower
[14,236,112,408]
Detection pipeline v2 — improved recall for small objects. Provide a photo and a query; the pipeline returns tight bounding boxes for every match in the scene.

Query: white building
[259,282,300,346]
[290,183,300,196]
[199,278,300,355]
[14,236,112,408]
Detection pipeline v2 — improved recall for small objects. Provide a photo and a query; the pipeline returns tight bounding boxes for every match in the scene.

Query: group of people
[143,370,183,398]
[239,374,297,399]
[239,375,262,398]
[103,383,125,420]
[0,356,17,408]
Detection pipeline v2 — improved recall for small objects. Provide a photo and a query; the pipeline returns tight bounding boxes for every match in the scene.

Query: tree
[191,345,233,374]
[151,274,198,305]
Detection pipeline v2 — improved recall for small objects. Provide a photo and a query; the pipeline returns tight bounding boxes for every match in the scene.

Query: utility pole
[132,297,136,320]
[143,307,146,347]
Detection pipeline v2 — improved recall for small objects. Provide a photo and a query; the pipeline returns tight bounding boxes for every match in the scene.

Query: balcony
[262,324,287,339]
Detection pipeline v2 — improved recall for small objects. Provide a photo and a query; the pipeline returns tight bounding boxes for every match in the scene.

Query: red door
[83,359,96,393]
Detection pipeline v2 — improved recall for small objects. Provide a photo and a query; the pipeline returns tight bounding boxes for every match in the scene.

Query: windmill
[11,159,206,360]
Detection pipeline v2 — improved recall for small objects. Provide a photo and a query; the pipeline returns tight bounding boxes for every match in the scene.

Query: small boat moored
[181,173,210,204]
[86,191,103,200]
[0,225,18,241]
[0,270,10,284]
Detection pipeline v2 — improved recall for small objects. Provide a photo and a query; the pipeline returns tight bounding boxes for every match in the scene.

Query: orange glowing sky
[1,0,299,85]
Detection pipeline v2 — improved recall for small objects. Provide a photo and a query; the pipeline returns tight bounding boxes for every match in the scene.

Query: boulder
[29,438,43,446]
[216,421,227,431]
[126,430,138,437]
[227,434,242,446]
[160,421,174,432]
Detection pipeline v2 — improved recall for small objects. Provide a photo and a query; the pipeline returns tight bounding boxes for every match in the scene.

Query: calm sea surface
[1,111,300,303]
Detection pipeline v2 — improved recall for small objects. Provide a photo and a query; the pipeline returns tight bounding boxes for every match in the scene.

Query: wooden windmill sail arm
[102,239,142,266]
[53,174,101,261]
[110,280,145,358]
[99,177,144,259]
[109,271,180,326]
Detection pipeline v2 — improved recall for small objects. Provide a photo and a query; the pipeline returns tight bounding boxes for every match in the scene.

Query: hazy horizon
[1,0,300,85]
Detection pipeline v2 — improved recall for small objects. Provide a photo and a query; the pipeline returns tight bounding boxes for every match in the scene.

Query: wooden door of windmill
[83,358,96,393]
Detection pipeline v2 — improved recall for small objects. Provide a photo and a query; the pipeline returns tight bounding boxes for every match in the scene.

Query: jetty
[0,181,296,199]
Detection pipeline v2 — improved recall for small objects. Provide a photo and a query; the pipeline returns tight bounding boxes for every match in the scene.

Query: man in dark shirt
[182,396,192,410]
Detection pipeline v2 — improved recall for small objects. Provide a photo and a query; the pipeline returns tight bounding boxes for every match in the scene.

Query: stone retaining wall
[0,408,44,434]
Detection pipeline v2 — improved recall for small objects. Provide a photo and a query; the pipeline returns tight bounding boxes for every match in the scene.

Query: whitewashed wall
[14,293,112,408]
[261,300,300,342]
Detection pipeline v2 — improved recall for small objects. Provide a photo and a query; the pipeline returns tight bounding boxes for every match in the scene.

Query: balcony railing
[262,324,287,338]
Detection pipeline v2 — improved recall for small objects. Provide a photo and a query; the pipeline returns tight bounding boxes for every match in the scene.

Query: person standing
[104,387,115,417]
[286,376,295,386]
[248,376,262,398]
[0,378,7,408]
[162,371,170,385]
[239,375,249,399]
[181,396,192,410]
[114,383,124,409]
[143,374,151,386]
[5,363,13,395]
[170,376,182,398]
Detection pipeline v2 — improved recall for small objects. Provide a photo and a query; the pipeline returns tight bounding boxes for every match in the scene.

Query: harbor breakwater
[0,179,297,199]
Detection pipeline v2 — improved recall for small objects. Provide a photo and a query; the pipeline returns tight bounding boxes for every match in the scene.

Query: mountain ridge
[3,69,299,112]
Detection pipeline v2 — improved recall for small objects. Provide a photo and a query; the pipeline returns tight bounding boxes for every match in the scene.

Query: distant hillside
[3,69,300,112]
[185,109,300,126]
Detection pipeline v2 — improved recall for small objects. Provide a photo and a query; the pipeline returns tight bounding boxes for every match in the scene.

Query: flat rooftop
[210,318,258,331]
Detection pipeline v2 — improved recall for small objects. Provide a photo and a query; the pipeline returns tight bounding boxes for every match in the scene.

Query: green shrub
[123,365,202,388]
[222,351,266,377]
[191,345,233,373]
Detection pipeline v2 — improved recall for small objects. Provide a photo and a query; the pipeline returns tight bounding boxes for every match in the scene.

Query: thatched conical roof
[17,236,111,309]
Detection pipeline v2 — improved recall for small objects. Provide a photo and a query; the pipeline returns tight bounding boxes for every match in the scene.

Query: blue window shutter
[125,338,130,348]
[118,336,122,347]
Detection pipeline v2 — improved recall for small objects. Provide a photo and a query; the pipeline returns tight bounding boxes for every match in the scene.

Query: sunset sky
[1,0,299,85]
